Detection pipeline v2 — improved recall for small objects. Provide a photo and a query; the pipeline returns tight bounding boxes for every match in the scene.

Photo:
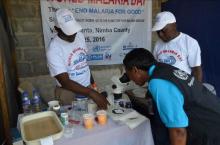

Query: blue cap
[76,95,87,99]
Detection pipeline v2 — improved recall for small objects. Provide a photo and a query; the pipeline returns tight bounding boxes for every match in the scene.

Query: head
[152,11,178,42]
[55,8,82,42]
[123,48,156,86]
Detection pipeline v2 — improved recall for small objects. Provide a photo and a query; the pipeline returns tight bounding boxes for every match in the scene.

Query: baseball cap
[55,8,82,35]
[152,11,176,31]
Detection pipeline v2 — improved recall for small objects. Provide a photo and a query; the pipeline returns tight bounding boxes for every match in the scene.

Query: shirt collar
[148,65,156,76]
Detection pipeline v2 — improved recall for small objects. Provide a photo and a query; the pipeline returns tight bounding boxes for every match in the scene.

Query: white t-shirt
[153,32,201,74]
[46,32,91,87]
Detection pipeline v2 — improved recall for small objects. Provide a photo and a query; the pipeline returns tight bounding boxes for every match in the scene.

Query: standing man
[46,8,108,109]
[123,48,220,145]
[152,11,202,82]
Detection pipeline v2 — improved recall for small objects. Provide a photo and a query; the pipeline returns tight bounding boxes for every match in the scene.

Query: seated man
[152,11,203,82]
[123,48,220,145]
[46,8,108,109]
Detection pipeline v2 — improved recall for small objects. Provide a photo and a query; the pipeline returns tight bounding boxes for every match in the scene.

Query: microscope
[105,73,135,109]
[111,73,131,100]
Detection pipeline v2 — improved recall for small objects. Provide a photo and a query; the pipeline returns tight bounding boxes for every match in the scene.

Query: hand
[89,90,109,110]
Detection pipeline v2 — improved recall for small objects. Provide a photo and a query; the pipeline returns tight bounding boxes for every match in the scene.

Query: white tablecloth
[55,118,154,145]
[18,113,154,145]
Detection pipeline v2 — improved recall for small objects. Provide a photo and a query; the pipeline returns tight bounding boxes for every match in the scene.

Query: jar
[75,95,88,116]
[87,99,97,115]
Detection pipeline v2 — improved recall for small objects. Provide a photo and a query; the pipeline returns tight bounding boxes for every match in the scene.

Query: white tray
[20,111,64,145]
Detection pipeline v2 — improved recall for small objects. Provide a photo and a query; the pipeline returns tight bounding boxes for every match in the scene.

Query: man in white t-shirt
[152,11,203,82]
[46,8,108,109]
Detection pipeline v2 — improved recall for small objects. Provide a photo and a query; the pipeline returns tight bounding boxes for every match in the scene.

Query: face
[156,23,175,42]
[125,67,149,86]
[55,26,77,43]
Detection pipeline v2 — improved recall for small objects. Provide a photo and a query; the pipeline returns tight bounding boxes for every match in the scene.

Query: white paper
[118,110,147,129]
[40,136,53,145]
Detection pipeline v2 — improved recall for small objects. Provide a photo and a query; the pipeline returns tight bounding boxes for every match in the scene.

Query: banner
[40,0,152,65]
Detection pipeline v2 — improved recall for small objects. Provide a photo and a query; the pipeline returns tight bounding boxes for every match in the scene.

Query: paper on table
[118,110,147,129]
[107,106,133,121]
[40,136,53,145]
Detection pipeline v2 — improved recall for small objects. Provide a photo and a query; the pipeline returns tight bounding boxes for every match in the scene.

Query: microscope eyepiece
[112,84,117,89]
[119,73,130,83]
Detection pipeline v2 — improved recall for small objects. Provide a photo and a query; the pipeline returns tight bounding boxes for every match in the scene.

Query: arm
[191,66,202,82]
[169,128,187,145]
[188,39,202,82]
[55,73,108,109]
[148,79,189,144]
[90,73,98,91]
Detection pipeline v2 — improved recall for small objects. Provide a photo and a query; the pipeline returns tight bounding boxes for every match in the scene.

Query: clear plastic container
[75,95,88,116]
[63,124,74,138]
[69,101,81,124]
[32,89,41,113]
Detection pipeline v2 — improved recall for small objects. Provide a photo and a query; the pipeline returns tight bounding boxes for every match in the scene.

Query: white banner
[40,0,152,65]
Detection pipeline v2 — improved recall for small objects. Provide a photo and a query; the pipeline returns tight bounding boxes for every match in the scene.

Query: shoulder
[47,36,62,56]
[148,78,183,100]
[148,79,172,96]
[154,39,165,50]
[48,36,60,50]
[181,32,199,45]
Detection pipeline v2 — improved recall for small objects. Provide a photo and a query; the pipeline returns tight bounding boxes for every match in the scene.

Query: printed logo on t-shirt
[157,49,183,64]
[159,56,176,65]
[69,69,88,77]
[173,69,189,80]
[67,47,89,76]
[73,52,86,65]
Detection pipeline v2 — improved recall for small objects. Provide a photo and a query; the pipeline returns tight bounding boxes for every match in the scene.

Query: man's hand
[55,73,109,109]
[89,90,109,110]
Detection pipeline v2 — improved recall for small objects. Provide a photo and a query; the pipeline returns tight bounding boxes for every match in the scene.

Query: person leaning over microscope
[123,48,220,145]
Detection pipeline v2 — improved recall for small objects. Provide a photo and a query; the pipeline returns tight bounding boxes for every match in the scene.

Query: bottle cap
[53,105,60,111]
[76,95,88,100]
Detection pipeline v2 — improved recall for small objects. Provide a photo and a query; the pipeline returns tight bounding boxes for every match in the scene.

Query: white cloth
[47,32,91,87]
[153,32,201,74]
[17,114,154,145]
[55,118,154,145]
[117,110,147,129]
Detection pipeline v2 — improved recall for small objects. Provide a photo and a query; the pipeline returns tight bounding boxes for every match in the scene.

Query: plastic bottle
[69,101,81,124]
[31,89,41,113]
[22,91,31,115]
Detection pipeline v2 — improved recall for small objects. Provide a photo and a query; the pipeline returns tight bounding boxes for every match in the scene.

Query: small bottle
[22,91,31,115]
[31,89,41,113]
[69,101,81,124]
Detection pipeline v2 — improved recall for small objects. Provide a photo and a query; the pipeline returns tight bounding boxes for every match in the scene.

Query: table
[18,113,154,145]
[55,118,154,145]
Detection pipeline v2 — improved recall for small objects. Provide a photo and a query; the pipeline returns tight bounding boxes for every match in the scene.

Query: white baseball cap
[152,11,176,31]
[55,8,82,35]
